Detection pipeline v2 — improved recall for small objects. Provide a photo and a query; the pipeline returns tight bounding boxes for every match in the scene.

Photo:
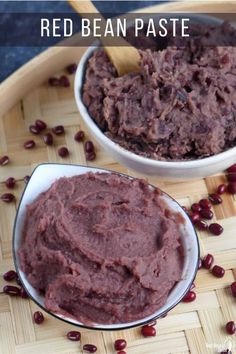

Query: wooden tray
[0,2,236,354]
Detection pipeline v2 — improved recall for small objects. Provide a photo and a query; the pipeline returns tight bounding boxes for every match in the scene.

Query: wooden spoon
[68,0,140,76]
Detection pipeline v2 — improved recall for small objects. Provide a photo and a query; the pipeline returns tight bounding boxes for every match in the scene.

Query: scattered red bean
[83,344,97,353]
[0,155,10,166]
[29,125,40,135]
[227,173,236,182]
[114,339,127,351]
[3,285,21,296]
[199,198,211,209]
[195,220,208,231]
[86,151,96,161]
[24,175,31,184]
[117,351,126,354]
[191,203,201,213]
[228,182,236,194]
[48,77,60,86]
[5,177,16,189]
[33,311,44,324]
[182,290,196,302]
[200,208,213,220]
[24,140,36,149]
[212,265,225,278]
[230,281,236,297]
[202,254,214,269]
[66,63,77,74]
[226,164,236,173]
[58,147,69,158]
[43,133,53,146]
[209,223,223,236]
[52,125,65,135]
[190,212,200,224]
[66,330,81,341]
[74,130,85,142]
[208,193,222,205]
[217,184,227,195]
[141,325,156,337]
[59,75,70,87]
[35,119,47,131]
[198,258,202,269]
[0,193,15,203]
[84,140,95,153]
[220,350,232,354]
[3,270,17,281]
[225,321,235,335]
[20,287,29,299]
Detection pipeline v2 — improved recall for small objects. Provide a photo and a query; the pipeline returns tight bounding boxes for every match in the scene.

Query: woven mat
[0,68,236,354]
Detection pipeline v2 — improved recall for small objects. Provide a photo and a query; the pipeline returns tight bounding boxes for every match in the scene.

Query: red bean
[5,177,16,189]
[48,77,60,86]
[190,212,200,224]
[199,198,211,209]
[58,147,69,158]
[117,351,126,354]
[86,151,96,161]
[52,125,65,135]
[202,254,214,269]
[29,124,40,135]
[20,287,29,299]
[59,75,70,87]
[182,290,196,302]
[24,140,36,149]
[1,193,15,203]
[208,193,222,205]
[114,339,127,351]
[24,175,31,184]
[217,184,227,194]
[84,140,94,153]
[200,208,213,220]
[3,270,17,281]
[35,119,47,131]
[33,311,44,324]
[3,285,21,296]
[66,331,81,341]
[230,281,236,297]
[225,321,235,335]
[227,173,236,182]
[209,223,223,236]
[141,325,156,337]
[0,155,10,166]
[228,182,236,194]
[191,203,202,213]
[43,133,53,146]
[74,130,85,142]
[195,220,208,231]
[83,344,97,353]
[220,350,232,354]
[66,63,77,74]
[212,265,225,278]
[226,164,236,173]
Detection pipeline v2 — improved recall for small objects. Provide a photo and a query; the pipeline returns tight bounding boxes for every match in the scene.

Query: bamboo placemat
[0,64,235,354]
[0,2,236,353]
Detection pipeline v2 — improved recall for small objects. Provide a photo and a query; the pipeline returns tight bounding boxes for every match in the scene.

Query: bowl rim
[74,14,236,170]
[13,162,200,331]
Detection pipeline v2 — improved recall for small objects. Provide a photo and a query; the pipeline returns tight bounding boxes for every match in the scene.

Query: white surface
[14,163,199,330]
[74,15,236,179]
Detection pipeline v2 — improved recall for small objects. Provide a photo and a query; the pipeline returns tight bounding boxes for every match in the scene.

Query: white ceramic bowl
[13,163,199,331]
[74,15,236,179]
